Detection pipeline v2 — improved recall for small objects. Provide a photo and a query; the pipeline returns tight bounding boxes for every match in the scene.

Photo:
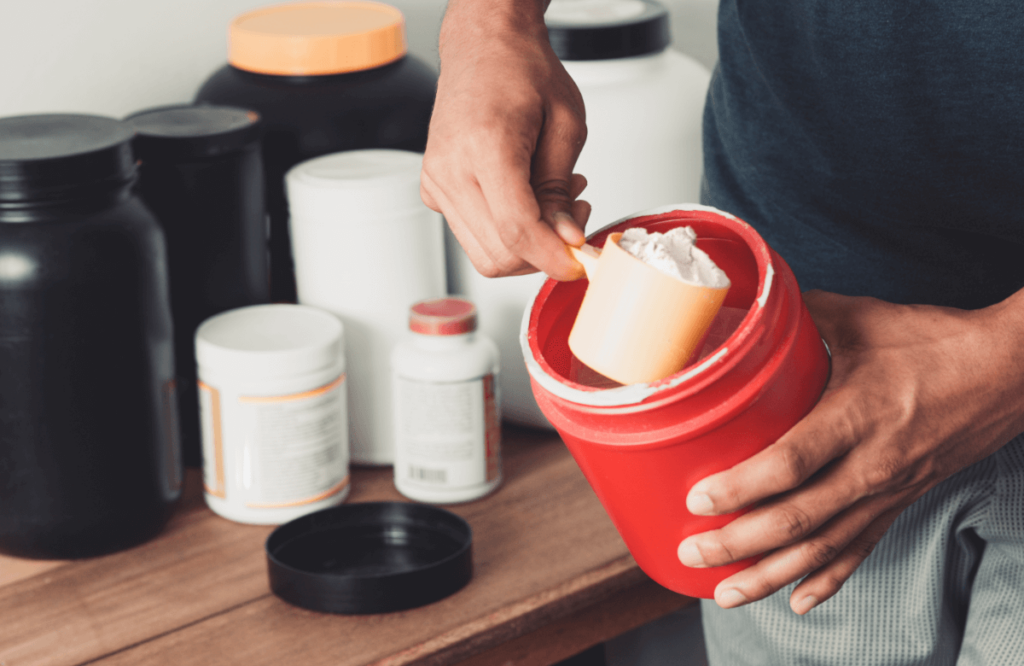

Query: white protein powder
[617,226,730,288]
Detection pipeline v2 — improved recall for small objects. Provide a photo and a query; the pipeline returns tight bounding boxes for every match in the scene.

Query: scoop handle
[568,243,602,280]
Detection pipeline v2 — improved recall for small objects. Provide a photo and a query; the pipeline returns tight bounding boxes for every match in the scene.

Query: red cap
[409,298,477,336]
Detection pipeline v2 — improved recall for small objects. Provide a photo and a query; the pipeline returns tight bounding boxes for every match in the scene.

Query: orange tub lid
[228,2,407,76]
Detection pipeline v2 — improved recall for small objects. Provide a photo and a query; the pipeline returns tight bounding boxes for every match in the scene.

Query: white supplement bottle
[392,298,502,504]
[286,149,446,466]
[195,304,349,524]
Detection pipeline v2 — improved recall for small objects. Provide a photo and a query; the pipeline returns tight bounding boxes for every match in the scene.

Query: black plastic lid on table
[0,114,135,205]
[545,0,670,61]
[126,105,262,161]
[266,502,473,615]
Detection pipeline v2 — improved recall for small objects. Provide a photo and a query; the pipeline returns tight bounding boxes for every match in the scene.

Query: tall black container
[195,1,437,303]
[126,105,270,468]
[0,114,181,559]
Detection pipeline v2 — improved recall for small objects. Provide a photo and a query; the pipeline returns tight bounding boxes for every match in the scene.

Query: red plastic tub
[522,205,830,599]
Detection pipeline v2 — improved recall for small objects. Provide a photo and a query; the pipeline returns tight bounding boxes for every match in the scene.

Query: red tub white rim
[520,204,775,408]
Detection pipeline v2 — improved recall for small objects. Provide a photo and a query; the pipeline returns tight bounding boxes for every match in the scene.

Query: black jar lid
[0,114,135,205]
[125,105,262,161]
[266,502,473,615]
[545,0,671,61]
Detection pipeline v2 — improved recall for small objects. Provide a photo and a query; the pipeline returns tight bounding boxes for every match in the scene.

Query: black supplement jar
[0,114,181,559]
[126,104,270,469]
[195,1,438,303]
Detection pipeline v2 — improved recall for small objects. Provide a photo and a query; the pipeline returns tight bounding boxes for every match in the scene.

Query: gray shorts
[702,434,1024,666]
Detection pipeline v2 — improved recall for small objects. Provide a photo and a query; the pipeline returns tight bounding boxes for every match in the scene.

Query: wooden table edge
[371,554,693,666]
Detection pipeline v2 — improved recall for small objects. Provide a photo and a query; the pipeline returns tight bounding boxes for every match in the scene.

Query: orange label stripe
[244,475,350,509]
[198,380,226,498]
[238,374,345,404]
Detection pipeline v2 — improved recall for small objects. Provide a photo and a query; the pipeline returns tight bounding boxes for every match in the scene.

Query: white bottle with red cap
[391,297,502,504]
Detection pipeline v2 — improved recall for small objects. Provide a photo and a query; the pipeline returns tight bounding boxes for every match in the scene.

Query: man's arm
[678,288,1024,614]
[421,0,590,281]
[421,0,1024,621]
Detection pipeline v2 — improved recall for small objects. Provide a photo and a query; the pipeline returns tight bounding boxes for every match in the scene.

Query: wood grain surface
[0,426,691,666]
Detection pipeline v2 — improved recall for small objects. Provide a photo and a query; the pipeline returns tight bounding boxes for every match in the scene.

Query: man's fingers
[422,169,527,277]
[531,102,587,254]
[552,173,589,246]
[678,460,870,567]
[469,141,584,280]
[686,390,859,517]
[570,198,592,234]
[420,181,441,213]
[787,507,902,614]
[569,172,588,200]
[709,497,901,610]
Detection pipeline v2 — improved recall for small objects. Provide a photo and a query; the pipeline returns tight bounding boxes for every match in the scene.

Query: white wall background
[0,0,718,120]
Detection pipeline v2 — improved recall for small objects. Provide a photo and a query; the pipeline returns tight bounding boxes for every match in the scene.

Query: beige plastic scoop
[567,232,730,385]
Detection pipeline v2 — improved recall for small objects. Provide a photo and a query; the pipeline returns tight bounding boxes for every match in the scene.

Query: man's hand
[677,289,1024,614]
[421,0,591,281]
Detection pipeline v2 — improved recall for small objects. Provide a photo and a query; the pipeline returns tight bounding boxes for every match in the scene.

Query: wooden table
[0,425,692,666]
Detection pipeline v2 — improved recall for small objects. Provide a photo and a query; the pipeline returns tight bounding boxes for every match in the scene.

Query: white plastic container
[392,298,502,504]
[446,0,711,428]
[287,149,447,465]
[195,304,349,525]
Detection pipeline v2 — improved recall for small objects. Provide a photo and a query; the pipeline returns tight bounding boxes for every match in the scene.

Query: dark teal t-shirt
[702,0,1024,309]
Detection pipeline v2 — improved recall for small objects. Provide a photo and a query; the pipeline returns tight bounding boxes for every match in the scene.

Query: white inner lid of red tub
[520,203,774,407]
